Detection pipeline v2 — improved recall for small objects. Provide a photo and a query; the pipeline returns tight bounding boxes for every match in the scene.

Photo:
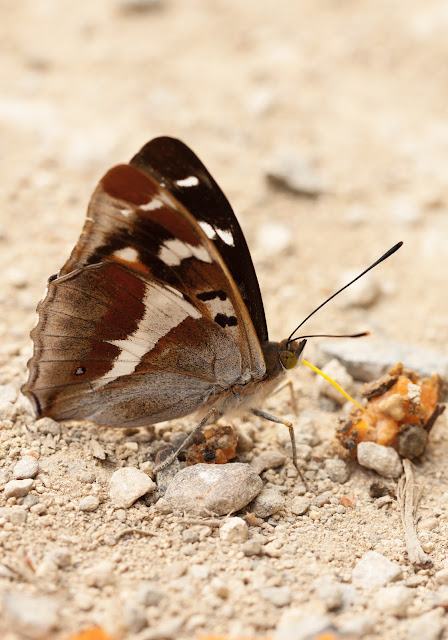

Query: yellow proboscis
[302,359,363,410]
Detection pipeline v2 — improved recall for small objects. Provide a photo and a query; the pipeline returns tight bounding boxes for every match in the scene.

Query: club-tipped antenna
[288,241,403,343]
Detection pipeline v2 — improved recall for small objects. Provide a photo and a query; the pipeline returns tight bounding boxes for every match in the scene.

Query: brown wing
[23,164,266,426]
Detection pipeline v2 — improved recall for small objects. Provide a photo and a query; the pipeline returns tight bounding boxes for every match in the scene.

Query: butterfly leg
[154,407,219,473]
[251,408,305,483]
[269,379,298,415]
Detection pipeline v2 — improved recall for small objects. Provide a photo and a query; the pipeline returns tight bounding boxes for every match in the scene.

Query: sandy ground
[1,1,448,639]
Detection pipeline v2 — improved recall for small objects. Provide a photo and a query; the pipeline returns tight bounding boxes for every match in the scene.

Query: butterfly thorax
[206,338,305,417]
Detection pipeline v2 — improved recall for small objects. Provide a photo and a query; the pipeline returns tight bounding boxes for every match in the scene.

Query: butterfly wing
[23,161,266,426]
[130,137,269,343]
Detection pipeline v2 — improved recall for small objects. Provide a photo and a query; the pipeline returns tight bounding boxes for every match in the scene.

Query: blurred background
[1,0,448,375]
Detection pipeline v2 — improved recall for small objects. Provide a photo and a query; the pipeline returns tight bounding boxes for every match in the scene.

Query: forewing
[24,161,266,424]
[130,136,269,342]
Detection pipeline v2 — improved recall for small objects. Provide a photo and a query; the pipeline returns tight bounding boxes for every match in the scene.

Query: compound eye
[279,350,298,370]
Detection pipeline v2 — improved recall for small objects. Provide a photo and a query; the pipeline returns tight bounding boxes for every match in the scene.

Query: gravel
[13,455,39,479]
[357,441,403,478]
[109,467,156,508]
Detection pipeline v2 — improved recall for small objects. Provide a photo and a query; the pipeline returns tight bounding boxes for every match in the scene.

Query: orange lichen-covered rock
[336,363,445,458]
[185,424,237,465]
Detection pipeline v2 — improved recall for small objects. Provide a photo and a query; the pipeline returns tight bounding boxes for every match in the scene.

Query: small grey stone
[90,439,106,460]
[79,495,100,512]
[357,441,403,478]
[2,592,59,639]
[219,517,248,543]
[434,568,448,586]
[324,458,350,483]
[9,506,27,525]
[117,0,163,12]
[84,560,115,587]
[338,614,376,637]
[124,601,147,633]
[136,582,165,606]
[250,488,284,518]
[260,586,292,607]
[295,443,312,460]
[408,607,445,640]
[319,338,448,382]
[275,610,332,640]
[314,576,344,611]
[250,450,286,474]
[373,585,413,617]
[35,417,61,435]
[0,468,10,486]
[23,494,39,508]
[265,148,324,197]
[13,455,39,479]
[291,496,310,516]
[242,539,262,556]
[4,478,34,498]
[352,551,403,588]
[109,467,155,508]
[164,463,263,516]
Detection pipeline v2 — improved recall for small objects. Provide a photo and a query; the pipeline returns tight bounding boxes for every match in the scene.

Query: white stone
[2,592,59,639]
[260,586,292,607]
[4,478,34,498]
[84,560,115,587]
[164,463,262,516]
[256,222,292,255]
[219,517,248,543]
[352,551,403,588]
[408,607,445,640]
[357,441,403,478]
[275,609,332,640]
[373,584,413,617]
[79,495,100,512]
[13,455,39,479]
[109,467,155,508]
[291,496,310,516]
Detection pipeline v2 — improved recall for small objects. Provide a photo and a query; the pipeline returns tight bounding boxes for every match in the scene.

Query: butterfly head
[279,339,307,371]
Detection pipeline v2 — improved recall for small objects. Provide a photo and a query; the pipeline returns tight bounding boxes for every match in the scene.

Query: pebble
[338,614,376,637]
[139,616,184,640]
[4,478,34,498]
[250,488,284,518]
[265,148,324,197]
[260,586,292,607]
[316,359,355,405]
[84,560,115,587]
[319,338,448,382]
[109,467,155,508]
[79,495,100,512]
[314,575,344,611]
[352,551,403,588]
[2,592,59,639]
[124,601,147,633]
[408,607,445,640]
[35,417,61,435]
[136,582,166,606]
[324,458,350,483]
[0,385,17,417]
[90,439,106,460]
[242,540,262,556]
[256,222,292,255]
[251,450,286,474]
[164,463,263,516]
[9,507,27,525]
[434,568,448,586]
[357,441,403,478]
[13,455,39,479]
[117,0,163,12]
[373,584,413,617]
[291,496,310,516]
[0,468,10,486]
[219,517,248,543]
[275,609,332,640]
[335,271,381,309]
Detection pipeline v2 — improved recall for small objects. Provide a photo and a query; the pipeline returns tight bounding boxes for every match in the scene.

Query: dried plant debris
[184,424,238,465]
[336,362,445,459]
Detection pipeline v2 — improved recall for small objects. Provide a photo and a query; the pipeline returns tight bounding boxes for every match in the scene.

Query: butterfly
[23,137,307,470]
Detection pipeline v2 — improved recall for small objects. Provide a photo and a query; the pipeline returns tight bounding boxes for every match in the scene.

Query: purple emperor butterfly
[23,137,402,471]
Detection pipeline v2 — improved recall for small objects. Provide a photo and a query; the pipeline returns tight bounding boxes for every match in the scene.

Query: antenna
[288,241,403,343]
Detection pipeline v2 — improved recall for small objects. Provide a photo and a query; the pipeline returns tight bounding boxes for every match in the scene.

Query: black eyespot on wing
[196,290,227,302]
[214,313,238,328]
[75,366,86,376]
